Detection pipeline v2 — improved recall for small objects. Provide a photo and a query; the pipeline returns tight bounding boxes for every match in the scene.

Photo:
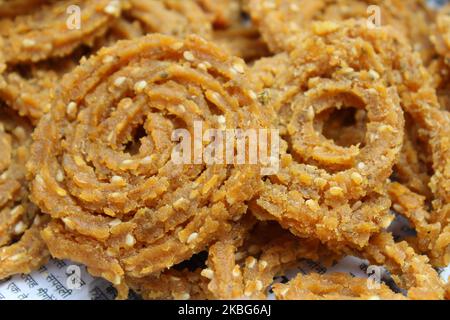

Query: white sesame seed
[259,260,268,270]
[290,3,299,11]
[0,172,8,181]
[255,280,263,291]
[22,39,36,47]
[179,293,190,300]
[108,219,122,227]
[14,221,26,234]
[232,62,245,74]
[35,174,44,185]
[351,172,363,185]
[56,187,67,197]
[368,69,380,80]
[305,199,320,212]
[393,204,403,213]
[357,162,366,170]
[342,67,355,74]
[62,217,74,229]
[13,127,26,140]
[33,215,41,226]
[307,106,315,120]
[352,201,363,211]
[378,125,395,133]
[111,175,125,185]
[114,76,127,87]
[66,102,77,118]
[232,266,241,277]
[8,254,23,261]
[56,170,65,182]
[110,192,122,200]
[247,257,257,269]
[140,156,153,165]
[186,232,198,244]
[122,159,135,166]
[134,80,148,93]
[249,90,257,100]
[125,233,136,247]
[217,115,226,124]
[103,55,114,64]
[329,186,344,196]
[173,197,188,209]
[314,177,327,188]
[104,0,121,16]
[183,51,195,61]
[200,268,214,280]
[10,206,23,216]
[197,62,208,71]
[73,155,86,167]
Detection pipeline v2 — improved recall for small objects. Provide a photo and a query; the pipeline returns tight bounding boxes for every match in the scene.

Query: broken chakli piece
[28,34,270,299]
[0,105,49,280]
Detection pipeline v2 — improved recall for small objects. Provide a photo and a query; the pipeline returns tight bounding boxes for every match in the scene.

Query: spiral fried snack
[251,20,450,266]
[248,0,435,64]
[0,0,123,64]
[0,106,49,280]
[125,0,213,38]
[29,34,269,297]
[250,33,404,251]
[273,273,406,300]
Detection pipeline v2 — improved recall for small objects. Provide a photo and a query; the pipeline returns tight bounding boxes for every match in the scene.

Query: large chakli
[28,34,270,298]
[249,19,449,299]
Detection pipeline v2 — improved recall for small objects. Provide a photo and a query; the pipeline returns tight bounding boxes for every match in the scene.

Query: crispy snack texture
[0,0,448,301]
